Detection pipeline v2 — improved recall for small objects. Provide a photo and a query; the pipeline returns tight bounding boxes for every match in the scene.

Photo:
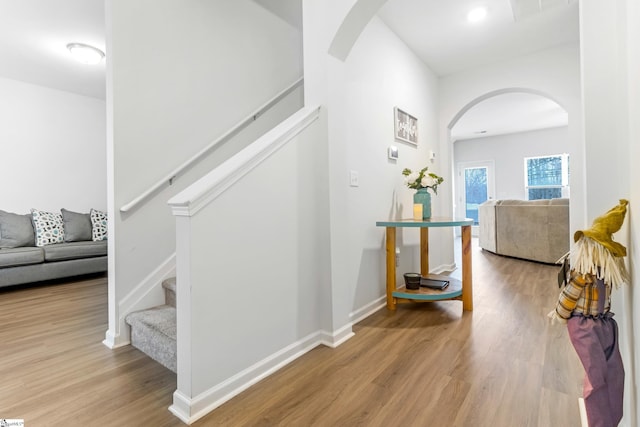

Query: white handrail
[120,77,304,213]
[168,105,321,217]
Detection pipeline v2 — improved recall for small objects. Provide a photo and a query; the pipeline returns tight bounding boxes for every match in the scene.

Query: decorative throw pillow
[61,209,92,242]
[0,210,35,248]
[31,209,65,247]
[90,209,108,241]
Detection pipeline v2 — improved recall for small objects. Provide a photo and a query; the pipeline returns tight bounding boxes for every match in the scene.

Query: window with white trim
[524,154,569,200]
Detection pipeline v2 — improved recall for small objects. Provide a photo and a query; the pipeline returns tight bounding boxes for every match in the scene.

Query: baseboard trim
[168,390,192,424]
[431,262,457,275]
[318,323,355,348]
[102,330,119,349]
[169,325,353,424]
[103,329,131,348]
[578,398,588,427]
[349,296,386,325]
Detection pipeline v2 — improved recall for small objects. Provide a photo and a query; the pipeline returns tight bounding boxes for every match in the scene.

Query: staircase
[125,278,177,372]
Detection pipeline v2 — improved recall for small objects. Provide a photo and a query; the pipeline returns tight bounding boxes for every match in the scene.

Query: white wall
[334,16,442,317]
[303,0,453,332]
[626,0,640,422]
[167,5,441,418]
[106,0,303,345]
[170,113,330,416]
[454,126,570,201]
[439,43,582,264]
[303,0,580,335]
[581,1,638,425]
[0,77,106,214]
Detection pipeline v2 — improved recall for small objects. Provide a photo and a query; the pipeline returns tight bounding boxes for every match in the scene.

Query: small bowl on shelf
[403,272,421,290]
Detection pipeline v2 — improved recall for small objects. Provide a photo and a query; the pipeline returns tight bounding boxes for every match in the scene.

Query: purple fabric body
[568,313,624,427]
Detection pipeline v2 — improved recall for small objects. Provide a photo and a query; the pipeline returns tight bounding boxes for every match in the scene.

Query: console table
[375,217,474,311]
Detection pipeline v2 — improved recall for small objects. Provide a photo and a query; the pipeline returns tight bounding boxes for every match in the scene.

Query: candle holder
[403,272,421,290]
[413,204,423,221]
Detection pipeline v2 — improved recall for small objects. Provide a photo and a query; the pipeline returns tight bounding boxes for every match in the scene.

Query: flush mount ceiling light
[467,6,488,23]
[66,43,105,65]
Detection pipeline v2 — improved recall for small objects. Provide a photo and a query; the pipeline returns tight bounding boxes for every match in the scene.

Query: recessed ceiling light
[467,7,488,23]
[66,43,105,65]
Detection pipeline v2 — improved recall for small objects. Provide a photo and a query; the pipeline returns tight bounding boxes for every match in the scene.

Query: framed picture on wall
[394,107,418,145]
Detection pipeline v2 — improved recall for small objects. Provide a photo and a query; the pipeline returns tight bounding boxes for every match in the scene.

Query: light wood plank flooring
[0,240,583,426]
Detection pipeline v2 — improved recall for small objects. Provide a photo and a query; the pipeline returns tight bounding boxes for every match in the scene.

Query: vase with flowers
[402,166,444,219]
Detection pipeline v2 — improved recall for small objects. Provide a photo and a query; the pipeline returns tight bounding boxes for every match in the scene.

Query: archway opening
[449,89,569,225]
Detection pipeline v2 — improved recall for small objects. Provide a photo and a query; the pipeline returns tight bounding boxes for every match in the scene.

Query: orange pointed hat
[574,199,629,257]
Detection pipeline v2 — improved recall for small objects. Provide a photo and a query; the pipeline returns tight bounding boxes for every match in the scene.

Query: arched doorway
[448,89,569,226]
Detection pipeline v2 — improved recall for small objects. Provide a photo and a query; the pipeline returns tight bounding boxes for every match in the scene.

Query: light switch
[349,170,359,187]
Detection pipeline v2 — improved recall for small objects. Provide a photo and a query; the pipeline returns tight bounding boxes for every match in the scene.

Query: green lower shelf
[393,274,462,301]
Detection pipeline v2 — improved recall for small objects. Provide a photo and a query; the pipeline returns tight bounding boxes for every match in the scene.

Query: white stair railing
[167,104,323,424]
[120,77,304,213]
[168,105,320,215]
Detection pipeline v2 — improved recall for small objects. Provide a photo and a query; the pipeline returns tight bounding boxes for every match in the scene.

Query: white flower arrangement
[402,166,444,194]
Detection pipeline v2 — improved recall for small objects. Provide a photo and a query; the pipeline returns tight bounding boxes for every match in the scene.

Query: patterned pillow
[90,209,108,241]
[31,209,65,247]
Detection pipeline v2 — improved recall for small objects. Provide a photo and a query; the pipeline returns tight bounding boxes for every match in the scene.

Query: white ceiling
[377,0,579,77]
[0,0,105,99]
[449,93,569,141]
[377,0,579,140]
[0,0,578,136]
[254,0,302,30]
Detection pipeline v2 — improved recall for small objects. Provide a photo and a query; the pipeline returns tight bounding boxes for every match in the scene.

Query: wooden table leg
[386,227,397,310]
[461,225,473,311]
[420,227,429,276]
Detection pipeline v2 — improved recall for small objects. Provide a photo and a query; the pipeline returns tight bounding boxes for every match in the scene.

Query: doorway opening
[456,160,495,234]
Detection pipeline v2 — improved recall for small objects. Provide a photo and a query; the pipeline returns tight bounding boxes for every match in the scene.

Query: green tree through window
[465,167,487,225]
[525,154,569,200]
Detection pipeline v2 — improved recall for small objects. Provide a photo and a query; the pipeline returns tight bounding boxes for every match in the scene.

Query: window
[524,154,569,200]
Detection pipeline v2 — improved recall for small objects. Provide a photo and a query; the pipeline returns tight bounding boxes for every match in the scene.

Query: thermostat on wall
[388,145,399,160]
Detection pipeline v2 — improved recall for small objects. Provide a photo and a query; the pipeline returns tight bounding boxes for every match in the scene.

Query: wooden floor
[0,240,584,426]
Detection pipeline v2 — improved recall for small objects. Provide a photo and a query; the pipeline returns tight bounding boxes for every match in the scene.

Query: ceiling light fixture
[66,43,105,65]
[467,7,488,23]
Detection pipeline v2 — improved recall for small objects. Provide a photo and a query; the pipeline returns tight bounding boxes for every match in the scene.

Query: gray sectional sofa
[478,198,570,264]
[0,209,107,288]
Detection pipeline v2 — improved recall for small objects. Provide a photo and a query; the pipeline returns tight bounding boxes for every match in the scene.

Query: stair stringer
[103,253,176,348]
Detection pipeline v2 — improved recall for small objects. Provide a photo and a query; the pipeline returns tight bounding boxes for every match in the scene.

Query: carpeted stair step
[162,277,176,308]
[125,305,176,373]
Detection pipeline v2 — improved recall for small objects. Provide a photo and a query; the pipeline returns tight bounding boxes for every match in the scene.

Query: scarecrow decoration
[549,199,630,427]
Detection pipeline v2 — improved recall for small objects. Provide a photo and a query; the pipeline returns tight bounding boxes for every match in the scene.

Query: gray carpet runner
[125,278,177,372]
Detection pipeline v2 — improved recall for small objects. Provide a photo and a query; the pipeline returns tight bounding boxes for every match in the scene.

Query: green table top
[376,217,473,228]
